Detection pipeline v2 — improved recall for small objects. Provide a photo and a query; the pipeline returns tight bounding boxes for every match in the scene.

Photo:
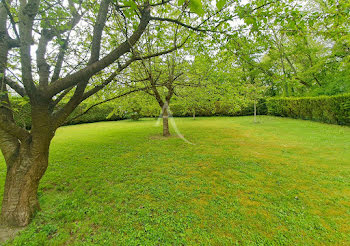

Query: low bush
[266,93,350,125]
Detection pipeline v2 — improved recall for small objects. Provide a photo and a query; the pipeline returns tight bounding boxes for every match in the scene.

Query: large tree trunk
[1,138,51,227]
[162,106,170,137]
[1,101,53,227]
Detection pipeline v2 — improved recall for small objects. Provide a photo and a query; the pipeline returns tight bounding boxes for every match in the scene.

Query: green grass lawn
[1,116,350,245]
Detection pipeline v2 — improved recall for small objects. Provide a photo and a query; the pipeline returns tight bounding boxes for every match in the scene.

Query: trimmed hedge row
[12,99,267,128]
[13,94,349,128]
[164,99,267,117]
[67,104,124,125]
[214,99,267,117]
[266,93,350,126]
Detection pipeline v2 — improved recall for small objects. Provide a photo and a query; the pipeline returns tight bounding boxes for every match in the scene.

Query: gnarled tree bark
[1,100,54,226]
[1,138,50,227]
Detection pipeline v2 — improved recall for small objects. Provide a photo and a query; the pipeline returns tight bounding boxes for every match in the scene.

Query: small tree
[129,52,189,136]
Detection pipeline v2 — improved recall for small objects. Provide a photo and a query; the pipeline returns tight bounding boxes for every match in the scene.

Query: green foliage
[11,98,32,129]
[171,99,267,117]
[127,106,143,121]
[266,94,350,125]
[188,0,204,16]
[11,98,267,129]
[67,104,125,125]
[232,0,350,97]
[128,111,142,121]
[11,100,125,129]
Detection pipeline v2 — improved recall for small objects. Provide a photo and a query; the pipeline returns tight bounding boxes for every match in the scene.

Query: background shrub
[14,94,350,128]
[12,99,267,128]
[266,93,350,125]
[170,99,267,117]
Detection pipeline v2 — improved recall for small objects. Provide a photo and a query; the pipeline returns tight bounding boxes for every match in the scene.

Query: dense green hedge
[167,99,267,117]
[11,94,350,127]
[12,99,267,128]
[67,104,124,125]
[266,94,350,125]
[214,99,267,117]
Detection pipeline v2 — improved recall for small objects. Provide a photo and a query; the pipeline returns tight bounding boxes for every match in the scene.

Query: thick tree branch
[51,78,89,129]
[89,0,111,64]
[150,16,219,33]
[37,5,82,85]
[36,31,52,87]
[116,0,171,9]
[4,77,26,97]
[18,0,40,98]
[0,115,30,140]
[50,86,74,108]
[66,87,150,124]
[81,37,186,101]
[47,6,151,97]
[50,8,85,82]
[283,48,310,87]
[51,14,181,130]
[7,37,20,48]
[0,128,20,165]
[51,38,69,82]
[1,0,20,40]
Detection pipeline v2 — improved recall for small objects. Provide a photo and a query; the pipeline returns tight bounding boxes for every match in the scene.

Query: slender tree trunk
[193,109,196,120]
[254,100,257,123]
[162,106,170,137]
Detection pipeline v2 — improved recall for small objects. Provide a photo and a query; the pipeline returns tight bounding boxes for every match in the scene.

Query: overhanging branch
[66,87,150,124]
[150,16,223,33]
[47,6,151,97]
[81,39,187,101]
